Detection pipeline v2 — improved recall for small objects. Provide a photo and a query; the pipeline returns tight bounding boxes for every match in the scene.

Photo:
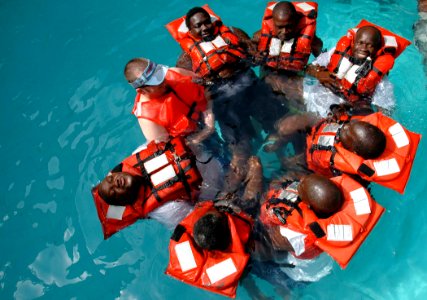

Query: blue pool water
[1,0,427,299]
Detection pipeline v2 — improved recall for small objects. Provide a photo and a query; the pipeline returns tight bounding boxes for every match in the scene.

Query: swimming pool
[1,0,427,299]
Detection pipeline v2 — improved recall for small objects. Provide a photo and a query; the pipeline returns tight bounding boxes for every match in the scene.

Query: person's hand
[306,65,341,91]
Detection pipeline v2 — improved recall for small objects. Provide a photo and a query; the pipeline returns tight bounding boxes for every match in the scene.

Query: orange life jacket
[328,20,411,102]
[165,201,253,298]
[260,175,384,268]
[166,5,247,78]
[92,137,202,239]
[132,68,207,137]
[306,112,421,194]
[257,1,318,72]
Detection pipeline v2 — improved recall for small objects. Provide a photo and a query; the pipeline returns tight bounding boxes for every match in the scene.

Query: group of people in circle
[91,2,421,298]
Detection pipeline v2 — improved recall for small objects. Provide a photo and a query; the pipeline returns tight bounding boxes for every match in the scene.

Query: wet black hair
[193,212,231,251]
[185,7,210,29]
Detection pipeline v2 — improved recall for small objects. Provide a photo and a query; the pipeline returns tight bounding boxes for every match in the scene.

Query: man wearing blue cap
[124,57,215,146]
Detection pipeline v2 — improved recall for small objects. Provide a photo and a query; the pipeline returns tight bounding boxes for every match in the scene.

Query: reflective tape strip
[281,39,294,54]
[199,41,215,53]
[211,36,227,48]
[389,123,409,148]
[134,102,142,117]
[318,135,335,147]
[178,19,189,33]
[175,241,197,272]
[350,187,371,215]
[106,205,126,220]
[343,64,360,84]
[278,189,299,202]
[269,38,282,56]
[296,2,315,12]
[373,158,400,176]
[150,165,177,186]
[383,35,398,48]
[280,226,306,256]
[335,56,353,79]
[144,153,169,174]
[327,224,353,241]
[322,123,341,133]
[206,258,237,284]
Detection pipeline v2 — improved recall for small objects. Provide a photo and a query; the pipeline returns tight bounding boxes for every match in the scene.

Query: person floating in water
[92,137,203,239]
[167,6,278,195]
[305,20,411,116]
[270,106,421,193]
[124,57,215,146]
[252,1,323,109]
[259,174,384,273]
[165,156,263,298]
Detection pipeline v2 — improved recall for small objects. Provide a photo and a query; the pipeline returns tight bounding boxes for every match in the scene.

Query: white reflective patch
[327,224,353,241]
[350,187,371,215]
[389,123,409,148]
[150,165,177,186]
[383,35,398,48]
[269,38,282,56]
[335,57,353,79]
[281,39,294,54]
[206,258,237,284]
[322,123,341,133]
[144,153,169,174]
[106,205,126,220]
[280,226,306,256]
[199,41,215,53]
[373,158,400,176]
[278,190,299,202]
[287,181,300,191]
[318,135,335,147]
[343,64,360,84]
[211,36,227,48]
[178,19,189,33]
[175,241,197,272]
[296,2,315,12]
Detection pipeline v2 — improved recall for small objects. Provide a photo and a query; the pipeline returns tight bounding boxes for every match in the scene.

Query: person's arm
[176,51,193,71]
[137,118,169,143]
[186,101,215,145]
[311,34,323,57]
[275,112,319,137]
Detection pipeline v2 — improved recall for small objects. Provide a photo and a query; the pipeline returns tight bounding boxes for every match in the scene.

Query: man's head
[339,120,386,159]
[193,209,231,251]
[272,1,298,41]
[186,7,215,41]
[124,58,169,96]
[298,174,343,218]
[353,26,382,61]
[98,172,143,206]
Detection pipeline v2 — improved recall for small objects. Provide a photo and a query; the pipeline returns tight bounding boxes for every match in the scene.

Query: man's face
[98,172,141,205]
[353,30,380,61]
[273,13,297,41]
[136,83,169,97]
[188,12,214,40]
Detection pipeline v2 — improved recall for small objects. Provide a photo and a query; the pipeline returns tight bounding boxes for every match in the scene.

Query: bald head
[353,26,383,60]
[339,120,386,159]
[272,1,297,19]
[124,58,149,83]
[298,174,343,218]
